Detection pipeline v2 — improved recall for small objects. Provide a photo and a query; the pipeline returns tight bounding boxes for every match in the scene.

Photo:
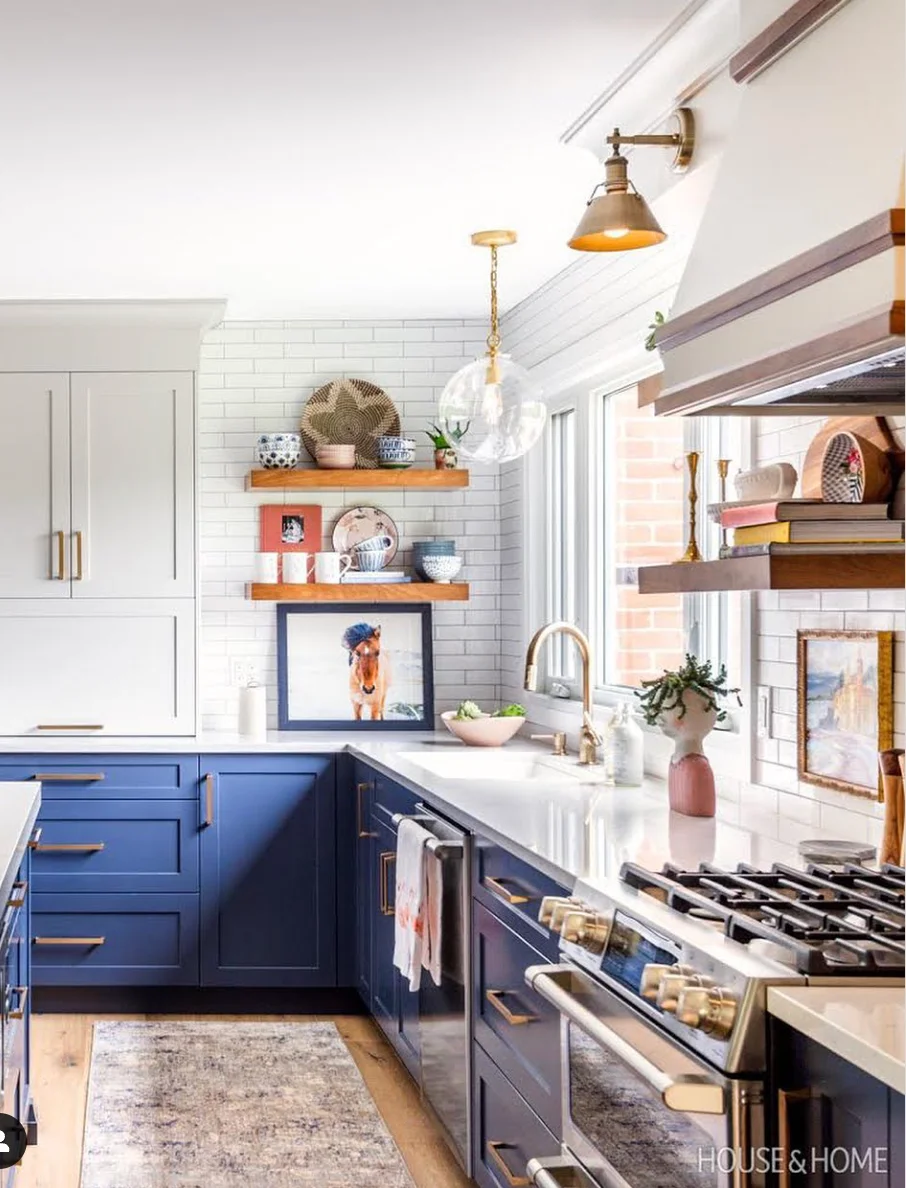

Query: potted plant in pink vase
[636,655,741,817]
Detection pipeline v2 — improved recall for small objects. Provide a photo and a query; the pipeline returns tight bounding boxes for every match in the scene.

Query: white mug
[315,551,353,583]
[254,552,279,584]
[282,553,315,583]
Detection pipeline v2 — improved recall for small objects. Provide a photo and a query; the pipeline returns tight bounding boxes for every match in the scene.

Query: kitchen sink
[397,749,609,784]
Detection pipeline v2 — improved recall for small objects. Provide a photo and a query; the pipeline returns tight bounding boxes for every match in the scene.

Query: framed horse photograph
[276,602,435,730]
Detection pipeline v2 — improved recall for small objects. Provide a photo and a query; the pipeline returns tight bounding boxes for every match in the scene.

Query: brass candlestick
[677,451,702,563]
[717,459,730,558]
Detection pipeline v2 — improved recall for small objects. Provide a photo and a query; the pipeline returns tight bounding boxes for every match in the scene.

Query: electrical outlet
[756,686,771,738]
[231,660,256,688]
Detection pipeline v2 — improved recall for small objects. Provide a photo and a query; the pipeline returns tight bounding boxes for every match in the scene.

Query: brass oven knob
[560,910,612,954]
[639,963,677,1001]
[655,967,712,1013]
[538,895,581,932]
[675,985,739,1039]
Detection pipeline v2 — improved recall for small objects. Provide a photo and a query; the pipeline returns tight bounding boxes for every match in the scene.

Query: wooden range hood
[642,0,905,418]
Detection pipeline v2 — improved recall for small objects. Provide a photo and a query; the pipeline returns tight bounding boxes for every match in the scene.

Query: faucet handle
[581,711,603,745]
[531,732,568,757]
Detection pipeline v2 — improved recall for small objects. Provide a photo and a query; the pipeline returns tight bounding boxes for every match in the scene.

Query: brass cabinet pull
[55,529,66,580]
[7,881,28,908]
[486,989,537,1026]
[34,936,106,946]
[32,842,105,853]
[778,1088,811,1188]
[35,725,104,732]
[357,781,377,839]
[379,851,396,916]
[487,1142,530,1188]
[484,875,531,905]
[27,828,42,850]
[74,530,84,580]
[32,772,105,782]
[8,986,28,1020]
[203,772,215,827]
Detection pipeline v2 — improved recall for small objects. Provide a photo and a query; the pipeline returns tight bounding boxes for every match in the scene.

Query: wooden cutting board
[801,416,904,498]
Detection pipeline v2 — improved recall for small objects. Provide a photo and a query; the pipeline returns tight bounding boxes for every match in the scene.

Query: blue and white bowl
[413,539,457,579]
[421,554,463,583]
[257,433,302,469]
[376,436,416,469]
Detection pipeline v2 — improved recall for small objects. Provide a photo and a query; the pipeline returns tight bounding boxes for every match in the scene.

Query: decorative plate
[333,506,400,569]
[301,378,401,469]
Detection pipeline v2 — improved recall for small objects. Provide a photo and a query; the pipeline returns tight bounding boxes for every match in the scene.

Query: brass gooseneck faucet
[524,622,602,765]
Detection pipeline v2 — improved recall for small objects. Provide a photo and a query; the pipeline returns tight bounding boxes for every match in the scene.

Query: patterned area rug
[80,1021,416,1188]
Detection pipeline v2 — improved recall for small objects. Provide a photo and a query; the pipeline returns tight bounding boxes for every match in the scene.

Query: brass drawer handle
[484,875,531,905]
[35,724,104,732]
[75,530,84,580]
[778,1088,812,1188]
[487,1142,530,1188]
[357,782,376,839]
[34,936,106,946]
[7,881,28,908]
[27,828,42,850]
[203,772,216,828]
[379,851,396,916]
[55,529,66,581]
[8,986,28,1020]
[32,842,105,853]
[32,772,105,783]
[486,989,537,1026]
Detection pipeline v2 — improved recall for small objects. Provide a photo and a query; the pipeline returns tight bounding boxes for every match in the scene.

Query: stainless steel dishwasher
[392,803,472,1174]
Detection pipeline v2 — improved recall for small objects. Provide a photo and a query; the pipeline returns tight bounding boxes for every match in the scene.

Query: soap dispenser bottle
[610,702,644,787]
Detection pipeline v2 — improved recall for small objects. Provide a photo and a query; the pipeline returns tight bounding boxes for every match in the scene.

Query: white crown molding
[561,0,740,160]
[0,299,226,332]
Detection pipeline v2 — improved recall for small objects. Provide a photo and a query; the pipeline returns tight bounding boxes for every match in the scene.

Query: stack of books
[709,500,905,558]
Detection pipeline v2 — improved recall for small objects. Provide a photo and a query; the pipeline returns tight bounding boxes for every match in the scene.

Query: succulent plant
[635,654,741,726]
[426,420,471,448]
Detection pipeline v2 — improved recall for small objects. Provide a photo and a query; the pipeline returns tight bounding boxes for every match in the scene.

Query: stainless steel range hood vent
[647,0,905,418]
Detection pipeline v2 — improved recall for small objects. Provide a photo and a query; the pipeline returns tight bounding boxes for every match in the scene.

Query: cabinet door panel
[353,762,375,1007]
[70,372,194,597]
[0,600,195,735]
[371,815,399,1037]
[0,374,70,598]
[199,757,336,987]
[473,1046,559,1188]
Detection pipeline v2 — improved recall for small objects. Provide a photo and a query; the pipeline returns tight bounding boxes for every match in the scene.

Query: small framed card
[260,505,323,554]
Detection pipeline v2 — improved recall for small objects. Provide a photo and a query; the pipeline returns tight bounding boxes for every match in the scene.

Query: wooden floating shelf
[247,582,470,602]
[247,468,470,490]
[638,552,905,594]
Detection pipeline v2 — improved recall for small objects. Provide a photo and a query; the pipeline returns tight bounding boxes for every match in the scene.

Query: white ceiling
[0,0,690,319]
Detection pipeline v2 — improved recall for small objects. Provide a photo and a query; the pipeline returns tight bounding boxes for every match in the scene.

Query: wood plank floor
[16,1013,472,1188]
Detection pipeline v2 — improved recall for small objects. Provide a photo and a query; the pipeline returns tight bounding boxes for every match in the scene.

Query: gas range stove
[531,859,906,1076]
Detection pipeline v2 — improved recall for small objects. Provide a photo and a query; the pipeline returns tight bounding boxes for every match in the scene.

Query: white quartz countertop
[0,781,41,907]
[768,986,905,1094]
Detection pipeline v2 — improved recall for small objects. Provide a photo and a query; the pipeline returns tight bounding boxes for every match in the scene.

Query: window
[541,381,743,700]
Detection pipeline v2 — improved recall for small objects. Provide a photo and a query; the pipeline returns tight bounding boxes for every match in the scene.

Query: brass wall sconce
[568,107,695,252]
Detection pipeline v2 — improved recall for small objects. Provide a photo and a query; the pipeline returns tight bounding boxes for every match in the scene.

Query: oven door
[526,964,765,1188]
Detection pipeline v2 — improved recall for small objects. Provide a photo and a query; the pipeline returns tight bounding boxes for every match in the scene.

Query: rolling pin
[878,749,905,866]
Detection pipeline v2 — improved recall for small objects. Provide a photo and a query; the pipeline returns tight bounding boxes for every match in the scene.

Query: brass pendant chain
[486,244,500,362]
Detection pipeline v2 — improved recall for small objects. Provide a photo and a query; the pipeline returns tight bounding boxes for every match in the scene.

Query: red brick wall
[610,387,685,686]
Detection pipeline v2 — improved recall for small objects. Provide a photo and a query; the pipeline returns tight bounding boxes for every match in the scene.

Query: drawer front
[473,1045,560,1188]
[474,902,562,1136]
[0,756,198,798]
[373,771,420,822]
[31,799,200,893]
[32,893,198,985]
[474,840,570,960]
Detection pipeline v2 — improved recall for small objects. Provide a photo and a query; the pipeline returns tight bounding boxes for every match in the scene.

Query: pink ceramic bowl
[316,444,356,469]
[441,711,525,747]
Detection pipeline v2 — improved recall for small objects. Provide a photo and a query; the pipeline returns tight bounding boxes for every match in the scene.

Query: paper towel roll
[238,683,267,741]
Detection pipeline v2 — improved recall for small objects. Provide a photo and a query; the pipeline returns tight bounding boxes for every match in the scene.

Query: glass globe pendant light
[438,230,546,464]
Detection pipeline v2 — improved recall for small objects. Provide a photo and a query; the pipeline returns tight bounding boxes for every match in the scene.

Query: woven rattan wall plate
[301,378,401,469]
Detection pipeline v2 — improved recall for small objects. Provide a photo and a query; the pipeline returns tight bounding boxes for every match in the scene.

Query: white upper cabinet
[70,372,195,598]
[0,374,71,598]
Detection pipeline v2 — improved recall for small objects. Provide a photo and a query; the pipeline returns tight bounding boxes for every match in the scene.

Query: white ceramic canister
[238,681,267,742]
[610,702,644,787]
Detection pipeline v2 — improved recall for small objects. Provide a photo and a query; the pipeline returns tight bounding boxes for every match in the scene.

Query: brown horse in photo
[343,623,390,721]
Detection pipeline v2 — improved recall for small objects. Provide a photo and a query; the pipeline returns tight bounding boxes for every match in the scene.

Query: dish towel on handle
[423,846,443,988]
[393,819,434,991]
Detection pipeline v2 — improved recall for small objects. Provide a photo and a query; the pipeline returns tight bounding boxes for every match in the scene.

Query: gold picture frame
[797,629,894,800]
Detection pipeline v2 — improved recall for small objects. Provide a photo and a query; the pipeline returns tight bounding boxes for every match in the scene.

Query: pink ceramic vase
[659,690,718,818]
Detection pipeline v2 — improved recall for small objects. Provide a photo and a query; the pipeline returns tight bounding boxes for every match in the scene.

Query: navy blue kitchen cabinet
[198,755,337,987]
[772,1019,903,1186]
[0,755,198,799]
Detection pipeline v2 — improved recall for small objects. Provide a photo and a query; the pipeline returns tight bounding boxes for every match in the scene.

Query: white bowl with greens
[442,700,526,747]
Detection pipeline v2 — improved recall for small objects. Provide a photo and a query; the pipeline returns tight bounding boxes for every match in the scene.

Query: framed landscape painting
[797,629,894,799]
[277,603,434,731]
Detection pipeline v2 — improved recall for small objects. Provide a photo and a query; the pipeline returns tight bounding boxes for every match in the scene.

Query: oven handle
[526,964,726,1116]
[527,1158,598,1188]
